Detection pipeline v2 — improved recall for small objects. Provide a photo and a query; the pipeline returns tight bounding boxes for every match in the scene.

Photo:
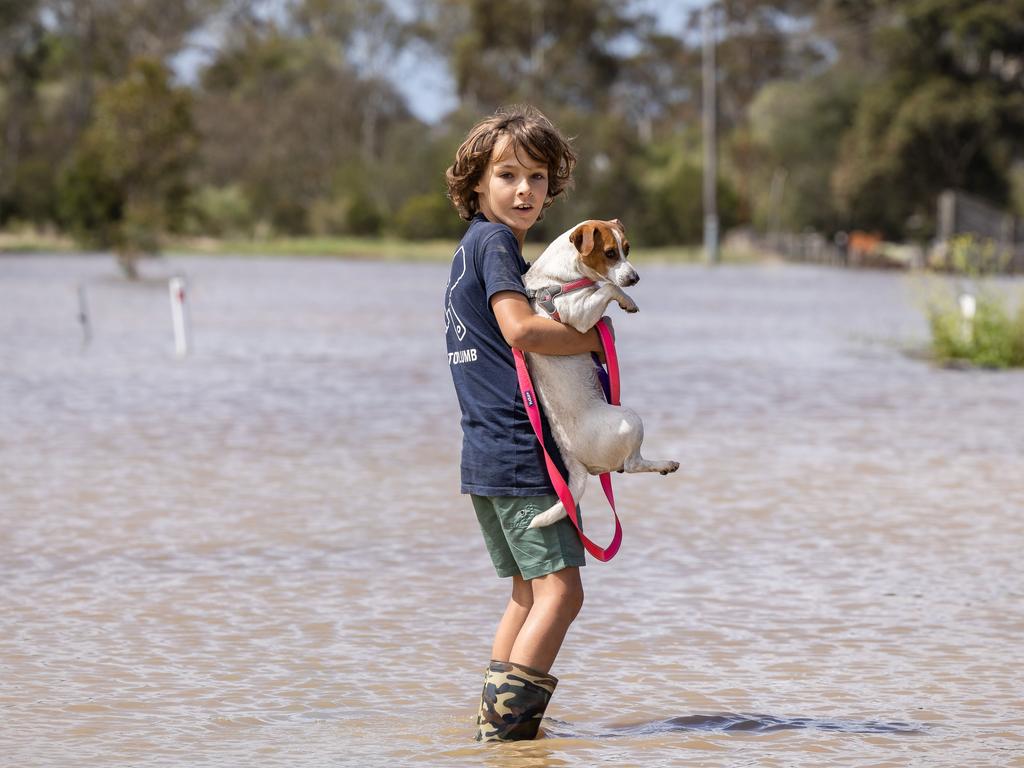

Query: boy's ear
[570,223,595,255]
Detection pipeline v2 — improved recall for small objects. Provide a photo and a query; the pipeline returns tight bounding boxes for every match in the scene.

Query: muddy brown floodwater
[2,254,1022,767]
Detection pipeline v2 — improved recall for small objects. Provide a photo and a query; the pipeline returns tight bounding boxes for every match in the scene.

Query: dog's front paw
[659,460,680,475]
[619,298,639,313]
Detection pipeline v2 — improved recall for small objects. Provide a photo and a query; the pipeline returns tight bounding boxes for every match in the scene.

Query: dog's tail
[528,500,566,529]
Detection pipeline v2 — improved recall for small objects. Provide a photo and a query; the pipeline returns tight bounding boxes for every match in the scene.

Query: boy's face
[474,137,549,244]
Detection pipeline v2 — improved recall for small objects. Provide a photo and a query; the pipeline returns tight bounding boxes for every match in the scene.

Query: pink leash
[512,319,622,561]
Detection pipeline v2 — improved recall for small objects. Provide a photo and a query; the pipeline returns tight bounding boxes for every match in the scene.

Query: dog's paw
[620,298,639,313]
[658,461,680,475]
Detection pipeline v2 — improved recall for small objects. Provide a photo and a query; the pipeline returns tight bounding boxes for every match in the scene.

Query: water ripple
[2,256,1022,767]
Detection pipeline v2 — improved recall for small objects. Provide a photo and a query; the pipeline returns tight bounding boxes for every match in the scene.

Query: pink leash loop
[512,318,622,562]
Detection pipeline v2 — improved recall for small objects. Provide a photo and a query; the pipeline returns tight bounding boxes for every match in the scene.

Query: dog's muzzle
[620,268,639,287]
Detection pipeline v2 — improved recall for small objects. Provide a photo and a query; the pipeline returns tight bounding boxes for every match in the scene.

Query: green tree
[195,18,412,235]
[0,3,48,225]
[1,0,221,230]
[831,0,1024,237]
[746,69,862,232]
[634,138,741,246]
[59,59,198,277]
[686,0,825,131]
[420,0,647,116]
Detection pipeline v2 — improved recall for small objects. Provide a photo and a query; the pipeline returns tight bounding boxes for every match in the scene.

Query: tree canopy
[1,0,1021,254]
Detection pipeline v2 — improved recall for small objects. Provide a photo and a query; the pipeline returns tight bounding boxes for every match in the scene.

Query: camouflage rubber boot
[475,660,558,742]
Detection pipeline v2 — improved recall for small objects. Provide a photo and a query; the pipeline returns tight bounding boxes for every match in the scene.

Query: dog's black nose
[625,273,639,286]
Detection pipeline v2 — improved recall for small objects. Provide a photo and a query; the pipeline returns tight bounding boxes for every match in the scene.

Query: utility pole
[702,3,719,265]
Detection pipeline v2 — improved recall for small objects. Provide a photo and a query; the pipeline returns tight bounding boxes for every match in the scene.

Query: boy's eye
[533,173,546,180]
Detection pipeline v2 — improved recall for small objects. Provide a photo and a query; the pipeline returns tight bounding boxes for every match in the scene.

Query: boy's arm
[490,291,604,355]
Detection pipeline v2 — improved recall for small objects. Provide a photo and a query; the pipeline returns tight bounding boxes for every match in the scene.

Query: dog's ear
[570,222,596,255]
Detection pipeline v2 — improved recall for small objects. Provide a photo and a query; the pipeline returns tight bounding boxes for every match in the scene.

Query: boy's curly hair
[446,104,576,222]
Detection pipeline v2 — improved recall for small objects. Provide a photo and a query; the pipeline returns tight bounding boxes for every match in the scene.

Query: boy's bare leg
[508,567,584,673]
[491,574,534,661]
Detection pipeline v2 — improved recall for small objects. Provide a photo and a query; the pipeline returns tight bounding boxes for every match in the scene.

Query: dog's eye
[604,249,616,259]
[624,244,630,256]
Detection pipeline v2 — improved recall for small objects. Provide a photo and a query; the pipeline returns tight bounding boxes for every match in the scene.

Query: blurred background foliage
[0,0,1022,253]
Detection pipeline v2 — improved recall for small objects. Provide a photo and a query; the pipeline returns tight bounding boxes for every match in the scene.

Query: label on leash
[524,390,535,407]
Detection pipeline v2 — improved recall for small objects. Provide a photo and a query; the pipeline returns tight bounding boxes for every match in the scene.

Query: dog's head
[569,219,638,287]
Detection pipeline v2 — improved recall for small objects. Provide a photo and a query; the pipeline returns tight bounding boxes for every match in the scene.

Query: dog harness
[527,278,597,322]
[512,319,622,561]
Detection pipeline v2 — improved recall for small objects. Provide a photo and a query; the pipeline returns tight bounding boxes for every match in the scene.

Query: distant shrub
[345,189,383,236]
[307,196,349,237]
[55,58,197,276]
[307,190,383,237]
[930,234,1013,275]
[57,148,122,248]
[635,152,741,246]
[394,192,465,240]
[927,287,1024,368]
[185,185,254,237]
[120,198,164,255]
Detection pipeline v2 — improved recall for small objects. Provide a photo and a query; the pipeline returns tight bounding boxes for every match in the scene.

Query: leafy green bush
[345,189,383,236]
[307,190,384,237]
[185,185,254,237]
[929,233,1013,275]
[927,287,1024,368]
[633,143,741,246]
[57,148,122,248]
[307,196,348,237]
[56,58,197,273]
[394,192,465,240]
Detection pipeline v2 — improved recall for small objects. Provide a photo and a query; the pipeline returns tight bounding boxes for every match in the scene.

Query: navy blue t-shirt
[444,213,566,496]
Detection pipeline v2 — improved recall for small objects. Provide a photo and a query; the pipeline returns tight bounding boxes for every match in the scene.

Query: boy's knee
[511,577,534,609]
[535,574,583,621]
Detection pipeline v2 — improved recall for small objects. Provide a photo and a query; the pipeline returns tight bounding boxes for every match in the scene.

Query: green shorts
[471,494,586,581]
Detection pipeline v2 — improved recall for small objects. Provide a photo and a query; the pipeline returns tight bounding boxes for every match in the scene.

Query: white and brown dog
[523,219,679,529]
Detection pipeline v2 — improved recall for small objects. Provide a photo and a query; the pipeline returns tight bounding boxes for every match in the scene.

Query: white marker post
[169,275,190,357]
[958,292,976,344]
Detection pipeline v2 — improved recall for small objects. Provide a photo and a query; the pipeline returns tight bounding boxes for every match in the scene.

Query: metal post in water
[77,283,92,347]
[169,275,190,357]
[702,3,720,265]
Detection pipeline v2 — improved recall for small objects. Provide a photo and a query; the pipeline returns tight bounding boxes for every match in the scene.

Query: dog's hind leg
[609,407,680,476]
[528,456,588,529]
[623,449,679,475]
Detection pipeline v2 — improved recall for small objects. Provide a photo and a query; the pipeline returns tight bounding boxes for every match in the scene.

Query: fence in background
[739,190,1024,273]
[935,190,1024,273]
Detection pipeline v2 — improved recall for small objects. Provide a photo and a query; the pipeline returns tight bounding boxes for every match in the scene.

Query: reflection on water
[1,254,1023,767]
[560,712,925,737]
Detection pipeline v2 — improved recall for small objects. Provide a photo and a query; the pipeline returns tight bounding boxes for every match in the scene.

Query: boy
[443,105,607,742]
